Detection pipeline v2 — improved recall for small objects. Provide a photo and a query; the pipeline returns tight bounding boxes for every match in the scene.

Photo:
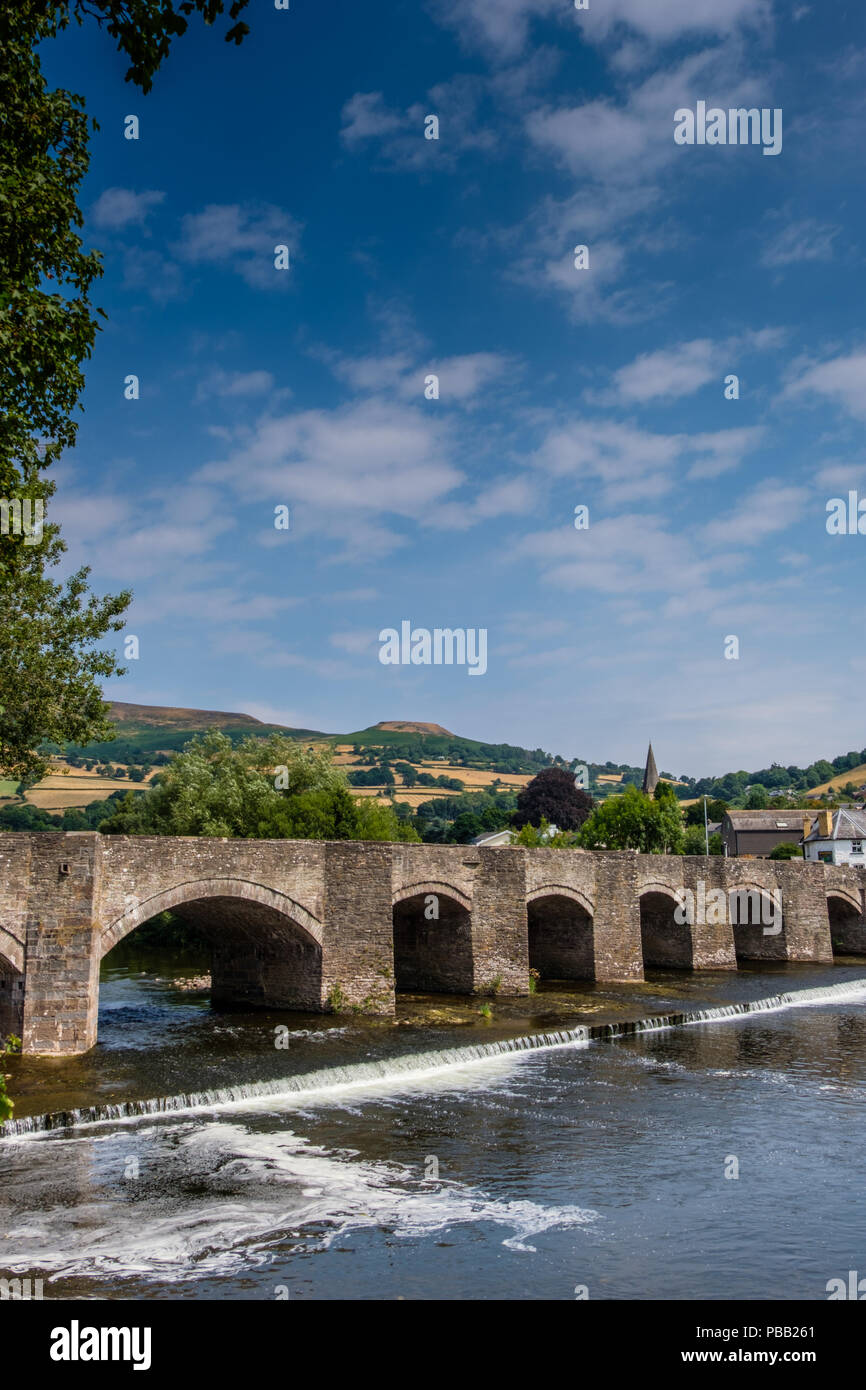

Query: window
[851,841,863,855]
[818,851,833,863]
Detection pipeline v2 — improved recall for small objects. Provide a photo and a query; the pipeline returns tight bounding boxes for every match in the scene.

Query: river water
[2,945,865,1301]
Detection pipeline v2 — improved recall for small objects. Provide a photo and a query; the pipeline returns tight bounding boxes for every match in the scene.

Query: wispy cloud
[91,187,166,230]
[173,203,302,290]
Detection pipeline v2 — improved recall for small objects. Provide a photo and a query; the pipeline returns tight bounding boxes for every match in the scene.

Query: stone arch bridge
[1,832,865,1055]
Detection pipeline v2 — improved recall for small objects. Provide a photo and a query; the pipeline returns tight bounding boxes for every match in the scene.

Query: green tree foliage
[512,818,579,848]
[769,842,802,860]
[0,1063,12,1123]
[0,2,250,780]
[512,767,595,831]
[0,1033,20,1123]
[0,787,133,830]
[684,798,729,827]
[682,824,724,855]
[448,811,483,843]
[97,731,419,841]
[579,784,684,854]
[347,766,395,787]
[745,784,770,809]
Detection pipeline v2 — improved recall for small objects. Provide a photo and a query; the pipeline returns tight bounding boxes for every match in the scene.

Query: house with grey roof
[469,829,514,847]
[721,810,813,858]
[802,808,866,865]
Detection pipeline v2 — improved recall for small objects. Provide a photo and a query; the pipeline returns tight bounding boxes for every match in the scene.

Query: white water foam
[0,1121,598,1281]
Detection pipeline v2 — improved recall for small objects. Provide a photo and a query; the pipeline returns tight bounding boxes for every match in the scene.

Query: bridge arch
[392,880,472,912]
[827,890,866,955]
[638,885,694,970]
[0,925,24,977]
[391,886,473,995]
[99,877,324,1014]
[99,877,322,958]
[526,885,595,982]
[526,883,594,915]
[0,942,24,1038]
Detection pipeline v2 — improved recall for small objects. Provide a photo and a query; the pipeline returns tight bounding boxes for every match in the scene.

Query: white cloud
[429,0,767,61]
[194,369,276,404]
[513,46,765,321]
[328,350,514,404]
[51,478,237,583]
[515,513,724,599]
[530,418,761,501]
[428,0,562,62]
[700,481,809,547]
[173,203,302,290]
[329,630,378,656]
[340,92,406,144]
[611,339,719,403]
[91,188,165,230]
[195,399,467,557]
[784,351,866,420]
[761,218,839,267]
[340,79,494,169]
[684,428,765,480]
[579,0,771,44]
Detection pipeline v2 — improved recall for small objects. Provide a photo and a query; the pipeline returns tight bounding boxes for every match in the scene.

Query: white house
[469,829,514,847]
[802,808,866,865]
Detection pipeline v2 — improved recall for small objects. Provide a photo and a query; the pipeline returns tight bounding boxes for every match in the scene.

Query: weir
[4,975,866,1138]
[1,831,864,1055]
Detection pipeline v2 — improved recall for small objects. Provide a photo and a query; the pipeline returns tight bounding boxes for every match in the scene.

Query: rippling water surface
[2,946,865,1300]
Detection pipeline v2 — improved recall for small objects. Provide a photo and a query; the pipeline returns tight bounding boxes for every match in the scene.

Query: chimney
[803,816,812,841]
[817,809,834,839]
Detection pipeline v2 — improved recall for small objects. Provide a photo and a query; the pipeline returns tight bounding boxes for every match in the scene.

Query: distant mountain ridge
[106,704,457,741]
[106,702,276,730]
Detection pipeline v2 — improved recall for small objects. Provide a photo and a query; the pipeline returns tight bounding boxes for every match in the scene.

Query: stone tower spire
[642,743,659,796]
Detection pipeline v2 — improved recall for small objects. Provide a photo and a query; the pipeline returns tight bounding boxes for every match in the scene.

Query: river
[2,945,865,1300]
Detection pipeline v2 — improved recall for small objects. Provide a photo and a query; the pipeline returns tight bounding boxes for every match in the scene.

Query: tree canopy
[0,2,250,779]
[512,766,595,831]
[98,731,420,841]
[578,784,684,854]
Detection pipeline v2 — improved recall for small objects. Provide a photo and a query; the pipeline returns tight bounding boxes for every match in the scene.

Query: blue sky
[44,0,866,774]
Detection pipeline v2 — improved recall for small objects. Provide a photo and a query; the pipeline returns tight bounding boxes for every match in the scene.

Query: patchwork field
[0,763,156,813]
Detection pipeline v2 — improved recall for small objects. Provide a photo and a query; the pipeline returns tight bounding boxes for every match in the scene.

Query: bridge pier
[774,862,834,963]
[592,853,644,981]
[468,846,529,995]
[19,835,100,1056]
[322,842,395,1013]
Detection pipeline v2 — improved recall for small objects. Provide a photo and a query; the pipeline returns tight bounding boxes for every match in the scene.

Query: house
[802,808,866,865]
[469,829,514,847]
[721,810,813,858]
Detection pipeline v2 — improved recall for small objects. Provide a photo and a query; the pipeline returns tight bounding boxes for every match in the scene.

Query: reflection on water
[1,944,865,1300]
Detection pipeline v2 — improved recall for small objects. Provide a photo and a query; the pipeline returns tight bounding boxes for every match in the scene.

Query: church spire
[642,743,659,796]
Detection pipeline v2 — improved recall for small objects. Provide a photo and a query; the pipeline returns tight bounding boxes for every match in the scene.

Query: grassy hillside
[802,764,866,798]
